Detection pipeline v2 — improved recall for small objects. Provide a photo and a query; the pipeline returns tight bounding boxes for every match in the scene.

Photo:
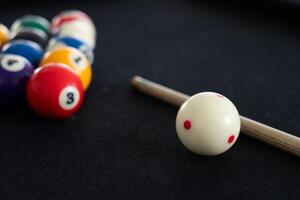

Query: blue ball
[0,54,34,105]
[48,36,94,65]
[2,39,43,67]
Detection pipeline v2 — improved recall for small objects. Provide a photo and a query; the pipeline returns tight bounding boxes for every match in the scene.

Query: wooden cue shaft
[131,75,300,157]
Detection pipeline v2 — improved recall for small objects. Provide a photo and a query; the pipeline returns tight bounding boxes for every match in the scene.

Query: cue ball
[2,39,43,67]
[27,63,84,119]
[40,47,92,90]
[0,54,33,104]
[175,92,241,156]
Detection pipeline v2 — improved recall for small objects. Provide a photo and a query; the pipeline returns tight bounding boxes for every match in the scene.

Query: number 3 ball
[176,92,241,156]
[27,63,84,119]
[40,47,92,90]
[0,54,33,104]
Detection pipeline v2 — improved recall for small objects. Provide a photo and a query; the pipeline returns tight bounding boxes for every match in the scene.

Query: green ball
[11,15,50,36]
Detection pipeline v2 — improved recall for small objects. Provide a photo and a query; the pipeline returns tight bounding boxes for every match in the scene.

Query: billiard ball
[27,63,84,119]
[0,54,34,105]
[0,24,9,47]
[175,92,241,156]
[40,47,92,90]
[51,10,96,38]
[11,15,51,36]
[2,39,43,67]
[55,20,96,48]
[51,11,86,33]
[11,28,48,48]
[47,36,94,64]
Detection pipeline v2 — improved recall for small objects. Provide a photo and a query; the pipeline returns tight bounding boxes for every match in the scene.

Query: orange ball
[0,24,10,47]
[40,47,92,90]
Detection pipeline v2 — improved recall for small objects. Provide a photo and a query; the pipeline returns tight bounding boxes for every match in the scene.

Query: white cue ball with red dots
[131,76,300,156]
[176,92,241,156]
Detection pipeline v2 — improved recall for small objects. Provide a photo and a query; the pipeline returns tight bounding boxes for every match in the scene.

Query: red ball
[27,63,84,119]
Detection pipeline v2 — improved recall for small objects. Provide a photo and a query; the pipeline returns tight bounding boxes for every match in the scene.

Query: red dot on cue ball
[228,135,235,144]
[184,120,191,130]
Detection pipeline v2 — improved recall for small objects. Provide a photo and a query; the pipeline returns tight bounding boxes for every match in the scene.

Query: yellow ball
[40,47,92,90]
[0,24,10,47]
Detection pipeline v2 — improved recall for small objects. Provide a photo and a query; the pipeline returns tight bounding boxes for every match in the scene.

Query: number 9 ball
[40,47,92,91]
[27,63,84,119]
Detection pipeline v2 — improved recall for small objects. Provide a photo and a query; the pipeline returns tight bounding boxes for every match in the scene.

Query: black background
[0,0,299,199]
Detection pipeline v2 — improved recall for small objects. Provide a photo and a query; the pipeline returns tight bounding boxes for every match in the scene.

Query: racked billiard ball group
[0,10,96,119]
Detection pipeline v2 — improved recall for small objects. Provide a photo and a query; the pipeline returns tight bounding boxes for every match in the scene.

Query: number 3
[66,92,75,105]
[59,86,80,110]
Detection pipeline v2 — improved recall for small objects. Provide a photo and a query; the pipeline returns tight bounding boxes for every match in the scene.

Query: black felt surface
[0,0,299,199]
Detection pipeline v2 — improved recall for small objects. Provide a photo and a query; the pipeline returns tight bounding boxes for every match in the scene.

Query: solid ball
[0,24,10,47]
[2,39,43,67]
[47,36,94,64]
[0,54,34,104]
[55,20,96,48]
[175,92,241,156]
[27,63,84,119]
[11,15,50,36]
[11,28,48,48]
[40,47,92,90]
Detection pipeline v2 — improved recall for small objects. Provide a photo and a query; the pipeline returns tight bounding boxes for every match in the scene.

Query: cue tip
[131,75,143,87]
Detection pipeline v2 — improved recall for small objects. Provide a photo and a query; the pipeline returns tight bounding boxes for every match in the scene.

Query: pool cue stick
[131,75,300,157]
